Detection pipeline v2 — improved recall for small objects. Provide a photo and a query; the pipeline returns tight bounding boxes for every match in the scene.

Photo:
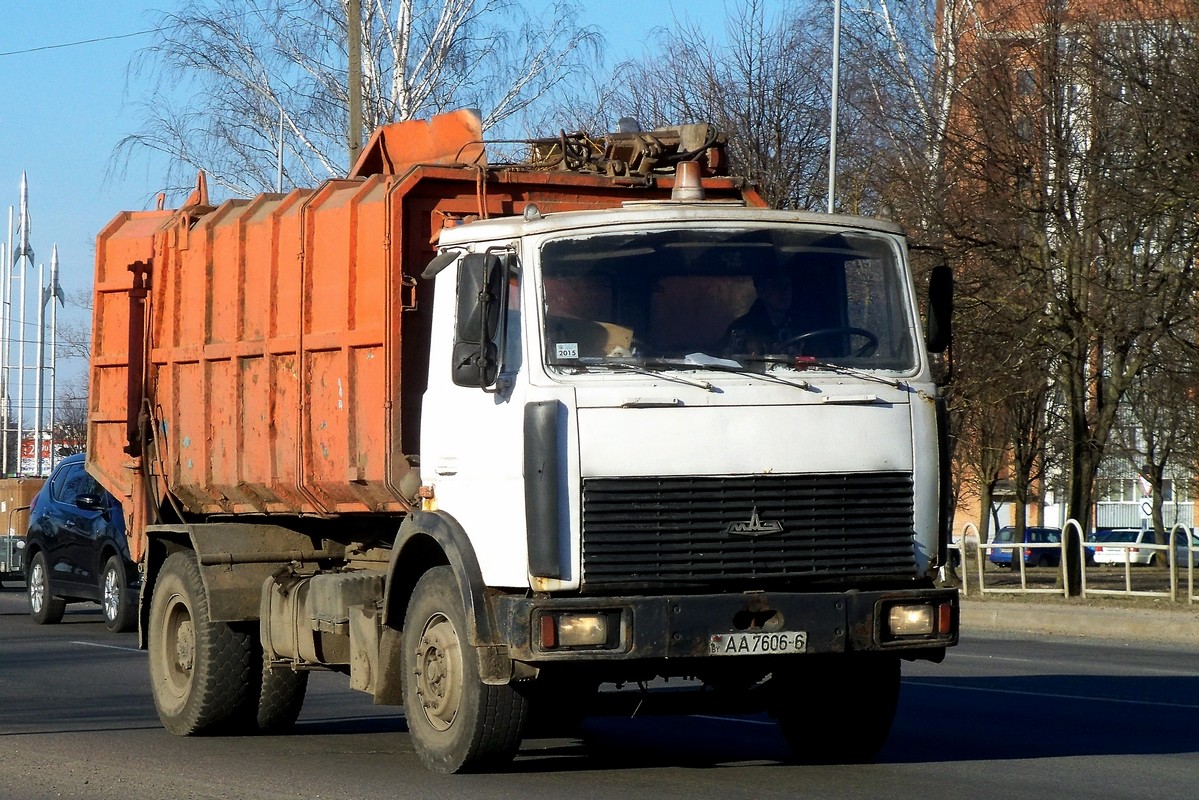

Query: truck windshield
[539,226,916,373]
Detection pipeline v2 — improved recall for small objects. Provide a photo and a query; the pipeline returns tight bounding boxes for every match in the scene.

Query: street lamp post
[827,0,841,214]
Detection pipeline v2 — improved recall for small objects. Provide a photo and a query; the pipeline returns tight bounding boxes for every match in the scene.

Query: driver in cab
[724,268,796,356]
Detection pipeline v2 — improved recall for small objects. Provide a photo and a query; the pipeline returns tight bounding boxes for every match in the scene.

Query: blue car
[988,526,1064,568]
[22,453,138,632]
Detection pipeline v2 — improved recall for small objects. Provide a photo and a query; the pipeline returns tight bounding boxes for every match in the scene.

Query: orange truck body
[87,111,762,561]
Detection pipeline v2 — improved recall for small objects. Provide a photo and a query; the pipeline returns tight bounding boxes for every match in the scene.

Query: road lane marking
[71,640,143,653]
[691,715,775,726]
[905,680,1199,710]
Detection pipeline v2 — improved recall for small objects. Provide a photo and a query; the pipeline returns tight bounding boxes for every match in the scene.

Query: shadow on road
[503,673,1199,772]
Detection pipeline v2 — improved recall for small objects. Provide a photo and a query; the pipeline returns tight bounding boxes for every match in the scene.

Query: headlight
[887,604,935,637]
[559,614,608,646]
[884,602,954,639]
[538,612,611,649]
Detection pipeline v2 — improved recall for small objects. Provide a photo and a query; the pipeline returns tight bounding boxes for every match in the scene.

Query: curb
[960,598,1199,647]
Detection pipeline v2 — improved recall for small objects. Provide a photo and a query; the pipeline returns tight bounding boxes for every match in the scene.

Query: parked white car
[1090,527,1199,566]
[1091,528,1158,565]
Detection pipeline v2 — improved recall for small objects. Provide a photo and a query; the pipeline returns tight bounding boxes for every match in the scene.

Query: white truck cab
[423,202,949,598]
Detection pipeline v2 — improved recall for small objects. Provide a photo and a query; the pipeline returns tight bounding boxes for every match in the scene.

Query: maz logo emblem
[725,507,784,537]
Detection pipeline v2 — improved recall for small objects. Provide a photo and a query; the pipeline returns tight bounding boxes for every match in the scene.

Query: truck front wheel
[148,551,256,735]
[771,654,901,764]
[402,566,527,773]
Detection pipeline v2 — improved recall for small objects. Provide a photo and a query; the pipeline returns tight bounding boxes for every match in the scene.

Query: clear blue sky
[0,0,781,343]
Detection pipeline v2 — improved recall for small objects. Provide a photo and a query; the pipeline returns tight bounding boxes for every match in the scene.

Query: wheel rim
[29,561,45,614]
[157,593,196,701]
[102,567,121,622]
[413,613,463,732]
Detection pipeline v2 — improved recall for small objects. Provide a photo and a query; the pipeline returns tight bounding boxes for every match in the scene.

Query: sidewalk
[960,596,1199,647]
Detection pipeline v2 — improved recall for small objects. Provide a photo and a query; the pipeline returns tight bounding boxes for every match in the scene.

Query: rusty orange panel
[349,108,484,179]
[299,178,395,513]
[87,209,173,505]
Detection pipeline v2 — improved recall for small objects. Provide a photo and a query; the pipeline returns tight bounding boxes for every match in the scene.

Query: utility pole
[827,0,841,214]
[48,246,61,472]
[347,0,363,171]
[277,104,285,193]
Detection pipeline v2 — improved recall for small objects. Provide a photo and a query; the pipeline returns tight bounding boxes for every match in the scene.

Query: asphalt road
[1,584,1197,800]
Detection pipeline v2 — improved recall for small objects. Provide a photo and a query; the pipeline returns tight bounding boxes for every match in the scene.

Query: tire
[402,566,527,773]
[772,655,900,764]
[28,552,66,625]
[254,658,309,733]
[148,551,257,735]
[101,556,137,633]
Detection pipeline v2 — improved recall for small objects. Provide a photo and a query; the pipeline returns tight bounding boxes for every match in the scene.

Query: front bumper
[494,586,958,663]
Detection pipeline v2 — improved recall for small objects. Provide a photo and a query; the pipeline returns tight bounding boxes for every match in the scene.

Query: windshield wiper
[798,360,907,389]
[739,356,907,389]
[558,354,820,392]
[607,361,717,391]
[681,353,812,390]
[558,357,717,391]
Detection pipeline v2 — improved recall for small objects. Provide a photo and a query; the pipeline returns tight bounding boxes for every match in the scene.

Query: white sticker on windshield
[556,342,579,359]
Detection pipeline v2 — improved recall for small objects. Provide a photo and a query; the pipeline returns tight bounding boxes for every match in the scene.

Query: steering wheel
[781,327,879,358]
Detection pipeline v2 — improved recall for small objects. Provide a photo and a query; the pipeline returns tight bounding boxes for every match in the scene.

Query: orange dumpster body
[87,112,762,562]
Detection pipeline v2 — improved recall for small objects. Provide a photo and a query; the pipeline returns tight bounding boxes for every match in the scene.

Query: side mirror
[76,494,106,512]
[925,264,953,354]
[452,253,505,387]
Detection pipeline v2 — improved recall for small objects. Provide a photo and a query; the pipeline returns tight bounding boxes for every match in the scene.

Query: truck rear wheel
[402,566,527,773]
[255,658,309,732]
[148,551,256,735]
[772,654,900,764]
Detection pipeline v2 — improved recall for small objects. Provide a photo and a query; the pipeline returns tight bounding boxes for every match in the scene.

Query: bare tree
[54,287,93,363]
[1110,339,1199,545]
[947,2,1199,592]
[114,0,600,200]
[608,0,833,209]
[53,371,88,457]
[842,0,984,227]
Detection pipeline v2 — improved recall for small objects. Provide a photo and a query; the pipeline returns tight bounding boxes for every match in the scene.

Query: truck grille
[581,472,917,589]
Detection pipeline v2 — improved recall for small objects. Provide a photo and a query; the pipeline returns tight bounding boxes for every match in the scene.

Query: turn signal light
[938,602,954,634]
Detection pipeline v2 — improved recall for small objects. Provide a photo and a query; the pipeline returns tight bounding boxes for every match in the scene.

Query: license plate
[709,631,808,656]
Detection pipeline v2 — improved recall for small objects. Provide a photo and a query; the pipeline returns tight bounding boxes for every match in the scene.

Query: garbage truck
[87,109,958,773]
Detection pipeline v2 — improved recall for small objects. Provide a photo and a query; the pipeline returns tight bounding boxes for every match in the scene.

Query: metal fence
[956,521,1198,604]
